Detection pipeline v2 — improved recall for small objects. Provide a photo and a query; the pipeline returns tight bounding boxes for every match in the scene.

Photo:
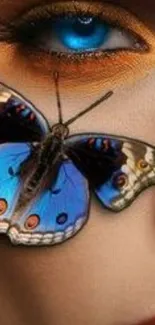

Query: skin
[0,0,155,324]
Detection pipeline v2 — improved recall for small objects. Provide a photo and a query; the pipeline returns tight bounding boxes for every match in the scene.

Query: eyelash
[0,1,148,63]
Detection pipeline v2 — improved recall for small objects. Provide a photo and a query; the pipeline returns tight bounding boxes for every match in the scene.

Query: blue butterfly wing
[66,134,155,211]
[0,143,31,233]
[8,159,89,245]
[0,82,50,236]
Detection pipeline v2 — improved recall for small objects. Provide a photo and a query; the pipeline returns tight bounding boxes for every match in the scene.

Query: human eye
[0,1,154,83]
[1,2,146,56]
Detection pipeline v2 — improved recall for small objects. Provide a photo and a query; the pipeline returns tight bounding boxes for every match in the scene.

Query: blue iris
[52,16,110,51]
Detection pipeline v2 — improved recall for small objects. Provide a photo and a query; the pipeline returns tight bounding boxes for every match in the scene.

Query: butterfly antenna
[64,90,113,127]
[53,71,63,124]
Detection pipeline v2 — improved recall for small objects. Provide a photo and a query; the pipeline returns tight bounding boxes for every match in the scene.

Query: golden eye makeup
[0,1,155,89]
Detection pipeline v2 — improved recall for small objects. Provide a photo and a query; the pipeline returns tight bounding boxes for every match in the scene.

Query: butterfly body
[16,131,64,209]
[0,83,154,246]
[17,122,72,204]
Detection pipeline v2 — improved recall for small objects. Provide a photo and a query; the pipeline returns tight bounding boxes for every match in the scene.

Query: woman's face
[0,1,155,324]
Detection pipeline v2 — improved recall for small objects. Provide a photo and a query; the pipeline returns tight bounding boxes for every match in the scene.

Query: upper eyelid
[7,2,141,32]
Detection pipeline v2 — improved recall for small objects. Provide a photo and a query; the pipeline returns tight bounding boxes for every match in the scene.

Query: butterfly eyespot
[20,104,25,109]
[25,214,40,230]
[137,159,149,170]
[102,139,110,151]
[113,173,128,189]
[52,188,61,195]
[87,138,95,147]
[16,104,25,113]
[30,113,36,121]
[0,199,8,215]
[56,213,68,225]
[8,167,15,176]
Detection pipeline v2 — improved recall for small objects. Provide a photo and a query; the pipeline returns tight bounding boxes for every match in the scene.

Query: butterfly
[0,75,155,246]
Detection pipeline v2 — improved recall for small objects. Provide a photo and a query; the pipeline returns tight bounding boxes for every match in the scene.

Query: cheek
[1,190,154,325]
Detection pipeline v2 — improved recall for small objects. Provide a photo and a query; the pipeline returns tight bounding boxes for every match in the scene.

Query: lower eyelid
[14,45,154,83]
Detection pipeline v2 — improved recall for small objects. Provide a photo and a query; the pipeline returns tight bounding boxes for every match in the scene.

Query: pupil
[56,213,68,225]
[53,15,110,51]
